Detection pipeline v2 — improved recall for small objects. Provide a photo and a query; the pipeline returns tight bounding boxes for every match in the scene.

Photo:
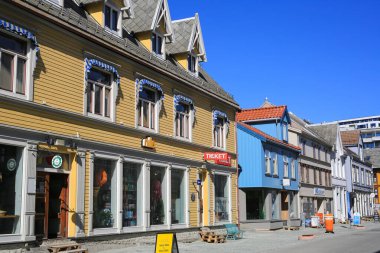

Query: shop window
[288,192,297,218]
[175,102,190,139]
[86,68,113,118]
[213,117,226,149]
[123,162,142,227]
[271,191,279,219]
[0,144,23,235]
[93,159,117,229]
[214,174,229,222]
[150,166,167,225]
[137,87,157,130]
[171,169,185,224]
[0,33,28,97]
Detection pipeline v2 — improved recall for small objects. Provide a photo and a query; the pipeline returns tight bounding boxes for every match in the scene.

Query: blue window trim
[85,58,120,86]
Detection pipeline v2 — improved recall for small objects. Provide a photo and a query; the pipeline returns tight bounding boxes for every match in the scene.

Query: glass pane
[94,85,102,115]
[16,57,26,94]
[157,36,162,55]
[171,170,185,224]
[179,114,184,137]
[143,101,148,128]
[215,175,229,222]
[123,162,142,227]
[0,52,14,92]
[0,34,27,55]
[151,33,157,53]
[93,159,116,229]
[86,84,93,113]
[150,103,155,129]
[150,166,166,225]
[105,88,110,117]
[88,69,111,85]
[112,10,118,31]
[175,113,179,136]
[137,101,142,126]
[139,88,156,102]
[105,6,111,29]
[0,144,23,234]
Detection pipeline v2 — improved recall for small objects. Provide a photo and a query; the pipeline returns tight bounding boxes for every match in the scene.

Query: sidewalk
[91,221,380,253]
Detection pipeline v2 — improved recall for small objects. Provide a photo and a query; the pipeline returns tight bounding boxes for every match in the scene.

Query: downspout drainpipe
[235,116,240,226]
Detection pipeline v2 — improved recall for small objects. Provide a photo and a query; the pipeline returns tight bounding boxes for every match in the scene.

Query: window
[104,4,120,34]
[214,174,229,222]
[152,32,164,57]
[314,168,317,185]
[150,166,167,225]
[325,171,329,186]
[318,147,321,160]
[213,117,226,149]
[0,144,23,235]
[93,159,117,229]
[187,54,197,74]
[171,169,185,224]
[86,68,112,118]
[313,145,316,159]
[319,170,322,185]
[361,168,364,184]
[301,141,306,156]
[265,150,271,175]
[137,87,157,130]
[175,102,190,139]
[371,123,377,128]
[282,123,287,141]
[283,155,288,178]
[291,158,296,179]
[273,153,278,176]
[122,162,142,227]
[306,166,309,183]
[0,33,28,97]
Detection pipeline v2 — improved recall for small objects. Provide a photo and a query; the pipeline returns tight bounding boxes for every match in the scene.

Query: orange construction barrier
[325,214,334,233]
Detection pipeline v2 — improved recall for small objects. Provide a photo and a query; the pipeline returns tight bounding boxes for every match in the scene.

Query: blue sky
[168,0,380,123]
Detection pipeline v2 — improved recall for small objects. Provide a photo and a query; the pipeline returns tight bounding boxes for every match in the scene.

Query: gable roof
[123,0,173,40]
[308,124,339,147]
[236,106,287,122]
[341,130,361,146]
[167,13,206,62]
[238,122,301,151]
[364,148,380,168]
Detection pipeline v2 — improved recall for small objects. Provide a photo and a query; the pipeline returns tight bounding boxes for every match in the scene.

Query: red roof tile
[236,106,287,122]
[341,130,361,146]
[238,122,301,151]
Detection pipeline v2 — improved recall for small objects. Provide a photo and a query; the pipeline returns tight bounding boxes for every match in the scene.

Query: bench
[224,223,244,240]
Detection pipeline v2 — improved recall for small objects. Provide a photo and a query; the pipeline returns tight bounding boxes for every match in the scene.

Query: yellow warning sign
[155,233,179,253]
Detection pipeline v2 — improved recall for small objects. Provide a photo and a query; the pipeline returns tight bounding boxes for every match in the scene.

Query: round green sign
[51,155,63,169]
[7,158,17,172]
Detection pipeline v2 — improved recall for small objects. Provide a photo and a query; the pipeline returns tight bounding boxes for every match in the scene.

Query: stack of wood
[198,227,226,243]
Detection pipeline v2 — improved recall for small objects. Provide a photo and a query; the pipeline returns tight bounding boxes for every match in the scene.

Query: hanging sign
[51,155,63,169]
[7,158,17,171]
[203,152,231,167]
[215,154,232,167]
[155,233,179,253]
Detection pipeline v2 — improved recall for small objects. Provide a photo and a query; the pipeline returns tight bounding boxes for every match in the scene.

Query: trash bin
[353,212,361,226]
[325,214,334,233]
[311,216,319,228]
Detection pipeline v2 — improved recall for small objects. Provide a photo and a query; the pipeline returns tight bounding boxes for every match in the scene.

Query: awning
[85,58,120,86]
[213,110,229,125]
[0,19,39,64]
[136,78,164,100]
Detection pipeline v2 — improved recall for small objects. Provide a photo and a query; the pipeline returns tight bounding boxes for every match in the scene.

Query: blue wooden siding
[250,122,281,139]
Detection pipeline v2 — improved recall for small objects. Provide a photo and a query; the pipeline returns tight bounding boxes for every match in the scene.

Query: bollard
[325,214,334,233]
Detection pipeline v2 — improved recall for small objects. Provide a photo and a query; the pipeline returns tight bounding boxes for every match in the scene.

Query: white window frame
[151,31,165,59]
[0,31,33,100]
[174,101,193,142]
[282,123,288,141]
[265,150,271,175]
[84,67,116,122]
[283,155,289,178]
[291,158,296,179]
[273,153,278,176]
[187,52,198,76]
[136,86,159,133]
[104,1,122,37]
[170,165,189,228]
[213,116,227,150]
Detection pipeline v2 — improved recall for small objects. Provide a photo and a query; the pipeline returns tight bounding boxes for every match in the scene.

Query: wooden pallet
[199,230,226,243]
[284,226,300,231]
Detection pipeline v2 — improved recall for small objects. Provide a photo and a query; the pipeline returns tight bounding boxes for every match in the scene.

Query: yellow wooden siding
[231,173,238,224]
[209,172,214,224]
[136,32,152,51]
[174,53,188,71]
[85,2,103,25]
[0,10,237,154]
[188,168,199,227]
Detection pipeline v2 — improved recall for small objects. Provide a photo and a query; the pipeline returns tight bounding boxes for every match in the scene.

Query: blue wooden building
[236,105,301,229]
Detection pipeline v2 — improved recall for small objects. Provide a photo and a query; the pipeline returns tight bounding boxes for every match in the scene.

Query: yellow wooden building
[0,0,239,243]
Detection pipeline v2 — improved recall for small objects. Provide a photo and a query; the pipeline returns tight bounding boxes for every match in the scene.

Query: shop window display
[171,169,185,224]
[150,166,167,225]
[214,174,229,222]
[123,162,142,227]
[93,159,117,229]
[0,144,23,234]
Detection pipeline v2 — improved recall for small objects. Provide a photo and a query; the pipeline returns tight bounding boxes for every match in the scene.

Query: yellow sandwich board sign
[155,233,179,253]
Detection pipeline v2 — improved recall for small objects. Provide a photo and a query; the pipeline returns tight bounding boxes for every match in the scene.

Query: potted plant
[99,208,113,227]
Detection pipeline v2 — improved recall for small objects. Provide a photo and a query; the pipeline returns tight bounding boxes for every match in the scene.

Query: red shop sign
[203,152,231,167]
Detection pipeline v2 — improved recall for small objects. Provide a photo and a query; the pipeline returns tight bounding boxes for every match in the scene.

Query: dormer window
[104,3,121,36]
[152,32,164,58]
[188,54,197,74]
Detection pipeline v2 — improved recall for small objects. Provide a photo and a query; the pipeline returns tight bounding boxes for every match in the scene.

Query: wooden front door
[281,191,289,220]
[58,174,69,237]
